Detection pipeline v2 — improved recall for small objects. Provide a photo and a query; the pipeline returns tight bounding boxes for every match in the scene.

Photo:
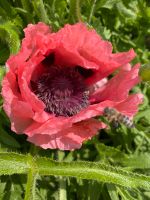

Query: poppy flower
[2,22,143,150]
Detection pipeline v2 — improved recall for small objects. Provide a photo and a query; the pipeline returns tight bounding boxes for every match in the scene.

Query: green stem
[24,168,37,200]
[59,177,67,200]
[88,0,97,24]
[76,0,82,22]
[24,147,38,200]
[57,151,67,200]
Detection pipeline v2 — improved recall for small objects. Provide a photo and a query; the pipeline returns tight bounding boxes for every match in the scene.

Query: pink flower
[2,22,143,150]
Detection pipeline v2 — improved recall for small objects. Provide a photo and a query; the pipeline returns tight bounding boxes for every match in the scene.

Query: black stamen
[31,67,89,117]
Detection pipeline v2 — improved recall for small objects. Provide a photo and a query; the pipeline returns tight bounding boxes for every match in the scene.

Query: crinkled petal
[18,60,46,112]
[70,93,143,124]
[2,71,21,117]
[7,22,52,73]
[10,99,34,133]
[1,67,50,132]
[27,119,105,150]
[70,100,117,123]
[24,116,71,137]
[115,93,143,117]
[21,22,52,59]
[54,23,136,84]
[91,64,140,103]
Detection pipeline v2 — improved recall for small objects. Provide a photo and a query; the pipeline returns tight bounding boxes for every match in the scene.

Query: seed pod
[139,63,150,84]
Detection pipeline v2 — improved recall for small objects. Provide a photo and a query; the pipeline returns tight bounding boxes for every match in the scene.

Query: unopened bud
[139,63,150,84]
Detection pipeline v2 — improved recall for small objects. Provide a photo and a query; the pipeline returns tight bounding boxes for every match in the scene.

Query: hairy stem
[58,151,67,200]
[58,177,67,200]
[24,168,37,200]
[76,0,82,22]
[24,147,38,200]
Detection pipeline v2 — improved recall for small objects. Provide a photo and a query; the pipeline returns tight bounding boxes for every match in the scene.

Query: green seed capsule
[139,63,150,83]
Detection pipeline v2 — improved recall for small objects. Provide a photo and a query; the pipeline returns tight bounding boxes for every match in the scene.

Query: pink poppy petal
[21,22,51,57]
[10,99,34,133]
[91,63,140,103]
[24,116,72,137]
[54,43,100,69]
[54,23,135,85]
[33,111,50,123]
[2,71,21,117]
[69,100,117,123]
[16,36,57,113]
[27,119,105,150]
[6,23,52,73]
[115,93,143,117]
[17,61,46,112]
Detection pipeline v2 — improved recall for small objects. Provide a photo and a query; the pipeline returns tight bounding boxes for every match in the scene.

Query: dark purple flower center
[31,66,89,117]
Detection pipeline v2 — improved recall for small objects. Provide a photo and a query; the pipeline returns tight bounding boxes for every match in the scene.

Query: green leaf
[100,0,121,9]
[122,153,150,169]
[95,142,127,163]
[135,108,150,122]
[0,42,10,64]
[0,7,8,19]
[0,153,29,175]
[32,0,49,23]
[117,187,137,200]
[0,1,16,18]
[21,0,33,14]
[116,2,137,18]
[0,22,20,55]
[0,66,6,83]
[107,184,119,200]
[87,181,103,200]
[0,126,20,148]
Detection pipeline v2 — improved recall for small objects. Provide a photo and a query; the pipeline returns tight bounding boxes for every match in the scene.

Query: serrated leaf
[0,1,16,18]
[122,154,150,169]
[95,142,127,162]
[32,0,49,23]
[100,0,121,9]
[0,153,29,175]
[0,22,20,55]
[116,2,136,18]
